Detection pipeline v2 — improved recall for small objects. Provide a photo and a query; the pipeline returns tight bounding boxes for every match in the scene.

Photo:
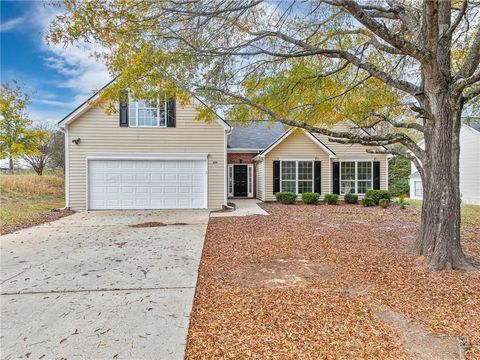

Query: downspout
[58,124,70,210]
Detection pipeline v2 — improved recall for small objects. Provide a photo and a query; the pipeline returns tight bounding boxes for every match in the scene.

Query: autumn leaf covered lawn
[186,203,480,359]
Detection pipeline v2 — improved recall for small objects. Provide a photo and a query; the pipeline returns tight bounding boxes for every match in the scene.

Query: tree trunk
[9,157,14,171]
[415,96,472,270]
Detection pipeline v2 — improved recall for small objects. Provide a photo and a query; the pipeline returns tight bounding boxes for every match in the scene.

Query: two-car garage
[87,156,208,210]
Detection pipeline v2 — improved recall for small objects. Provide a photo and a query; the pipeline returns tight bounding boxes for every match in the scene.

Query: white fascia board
[227,148,262,153]
[58,96,100,128]
[86,153,209,161]
[304,131,336,158]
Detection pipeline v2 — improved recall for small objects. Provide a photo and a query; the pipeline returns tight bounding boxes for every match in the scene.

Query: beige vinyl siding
[67,102,226,210]
[315,122,388,194]
[263,131,330,201]
[256,160,265,200]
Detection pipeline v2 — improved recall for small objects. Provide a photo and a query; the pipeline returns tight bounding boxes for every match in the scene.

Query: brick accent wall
[227,152,256,164]
[227,152,257,198]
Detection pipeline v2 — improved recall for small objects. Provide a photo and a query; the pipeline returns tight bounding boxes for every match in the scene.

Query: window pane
[415,181,423,197]
[138,108,158,126]
[298,181,312,194]
[129,106,137,126]
[281,180,296,192]
[357,162,372,180]
[159,108,166,126]
[357,180,371,194]
[341,162,355,180]
[298,161,313,180]
[281,161,296,180]
[341,180,355,194]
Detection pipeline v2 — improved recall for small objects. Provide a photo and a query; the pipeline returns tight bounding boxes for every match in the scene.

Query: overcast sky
[1,1,111,125]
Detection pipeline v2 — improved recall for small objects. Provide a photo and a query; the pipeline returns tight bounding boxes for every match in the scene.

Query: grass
[402,198,480,227]
[0,174,65,228]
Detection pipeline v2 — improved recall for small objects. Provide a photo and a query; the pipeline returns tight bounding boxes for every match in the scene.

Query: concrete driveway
[0,210,209,360]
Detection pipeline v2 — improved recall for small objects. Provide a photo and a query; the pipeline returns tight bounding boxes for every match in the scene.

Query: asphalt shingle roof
[227,121,287,149]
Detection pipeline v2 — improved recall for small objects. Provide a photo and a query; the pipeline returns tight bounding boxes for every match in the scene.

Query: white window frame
[227,164,253,198]
[128,94,167,128]
[280,160,314,195]
[339,161,373,195]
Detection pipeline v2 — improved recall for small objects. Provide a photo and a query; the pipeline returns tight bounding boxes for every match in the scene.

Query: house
[409,122,480,205]
[59,91,389,211]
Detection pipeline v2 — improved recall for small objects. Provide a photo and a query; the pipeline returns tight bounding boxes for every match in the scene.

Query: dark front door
[234,165,248,197]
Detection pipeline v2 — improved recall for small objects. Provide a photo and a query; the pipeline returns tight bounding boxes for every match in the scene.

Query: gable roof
[227,121,286,149]
[253,128,336,159]
[467,121,480,133]
[58,80,230,130]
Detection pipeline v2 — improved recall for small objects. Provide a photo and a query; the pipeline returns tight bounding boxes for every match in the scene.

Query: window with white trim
[128,96,167,127]
[340,161,372,195]
[280,160,313,194]
[414,180,423,197]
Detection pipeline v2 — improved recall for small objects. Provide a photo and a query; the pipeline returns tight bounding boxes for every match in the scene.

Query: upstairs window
[128,96,167,127]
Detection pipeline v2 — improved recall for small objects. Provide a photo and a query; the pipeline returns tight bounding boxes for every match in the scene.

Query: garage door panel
[88,159,207,210]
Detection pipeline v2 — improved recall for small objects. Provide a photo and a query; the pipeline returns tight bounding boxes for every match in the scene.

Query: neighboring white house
[410,122,480,205]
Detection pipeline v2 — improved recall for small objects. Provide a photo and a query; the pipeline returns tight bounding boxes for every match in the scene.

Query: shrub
[324,193,338,205]
[379,198,390,208]
[302,192,319,205]
[397,194,407,209]
[365,190,392,205]
[344,193,358,204]
[275,192,297,204]
[362,197,376,207]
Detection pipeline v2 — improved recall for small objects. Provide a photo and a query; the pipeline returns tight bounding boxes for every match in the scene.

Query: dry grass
[0,174,69,234]
[0,174,64,196]
[186,203,480,359]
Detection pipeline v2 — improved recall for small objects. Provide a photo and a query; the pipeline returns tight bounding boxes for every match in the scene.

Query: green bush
[362,197,376,207]
[275,192,297,204]
[397,194,407,209]
[324,193,338,205]
[379,198,390,208]
[302,192,319,205]
[344,193,358,204]
[365,190,392,205]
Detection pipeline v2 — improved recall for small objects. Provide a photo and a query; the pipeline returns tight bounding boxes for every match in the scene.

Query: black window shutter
[333,162,340,194]
[373,161,381,189]
[166,99,176,127]
[273,161,280,194]
[314,161,321,194]
[119,91,129,127]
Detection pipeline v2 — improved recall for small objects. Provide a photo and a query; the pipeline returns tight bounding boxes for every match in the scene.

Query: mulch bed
[186,204,480,359]
[0,209,74,235]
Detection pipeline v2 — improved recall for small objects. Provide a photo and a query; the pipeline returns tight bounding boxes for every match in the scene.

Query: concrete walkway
[0,210,209,360]
[211,199,269,217]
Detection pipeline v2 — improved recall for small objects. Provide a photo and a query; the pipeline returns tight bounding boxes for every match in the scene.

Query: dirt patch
[0,209,74,235]
[130,221,167,228]
[227,259,335,288]
[371,303,465,360]
[129,222,188,228]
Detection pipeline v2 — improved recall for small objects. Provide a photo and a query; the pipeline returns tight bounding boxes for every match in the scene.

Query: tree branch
[325,0,431,62]
[198,85,425,161]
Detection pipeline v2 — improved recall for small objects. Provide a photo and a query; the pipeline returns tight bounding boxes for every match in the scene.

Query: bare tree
[48,0,480,270]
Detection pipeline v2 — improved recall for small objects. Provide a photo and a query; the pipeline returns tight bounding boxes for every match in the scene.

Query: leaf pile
[186,204,480,359]
[0,209,74,235]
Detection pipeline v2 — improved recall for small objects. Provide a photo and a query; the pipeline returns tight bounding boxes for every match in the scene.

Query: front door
[233,165,248,197]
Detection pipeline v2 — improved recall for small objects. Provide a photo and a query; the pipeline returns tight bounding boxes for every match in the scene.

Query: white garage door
[88,159,207,210]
